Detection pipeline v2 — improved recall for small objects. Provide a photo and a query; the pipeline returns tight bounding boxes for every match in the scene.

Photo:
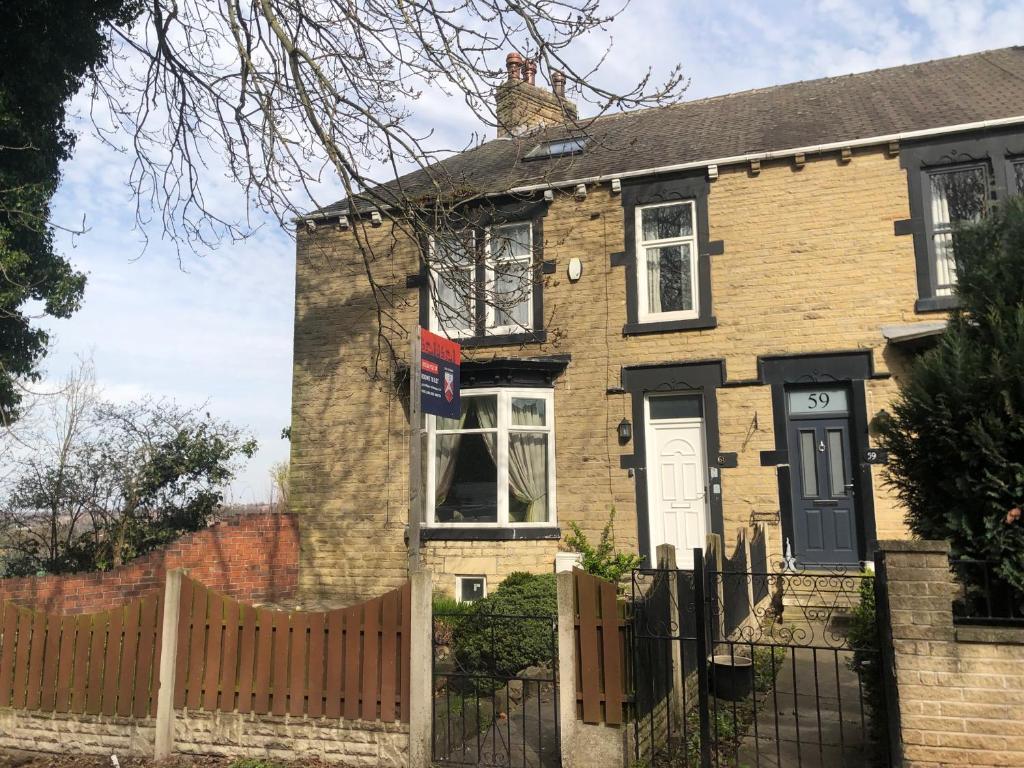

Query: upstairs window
[636,201,699,321]
[489,223,534,332]
[429,223,536,338]
[926,165,989,296]
[433,232,476,334]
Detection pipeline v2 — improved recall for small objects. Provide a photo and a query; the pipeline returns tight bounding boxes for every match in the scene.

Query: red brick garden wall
[0,513,299,613]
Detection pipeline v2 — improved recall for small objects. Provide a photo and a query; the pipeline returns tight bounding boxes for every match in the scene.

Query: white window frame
[455,575,488,603]
[924,163,989,297]
[428,224,534,338]
[635,200,700,323]
[428,232,477,339]
[485,223,534,335]
[424,387,556,528]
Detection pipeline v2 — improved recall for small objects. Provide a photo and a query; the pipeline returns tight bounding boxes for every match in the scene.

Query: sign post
[408,328,461,566]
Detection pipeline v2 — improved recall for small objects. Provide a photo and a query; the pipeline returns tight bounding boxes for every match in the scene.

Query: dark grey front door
[786,389,859,565]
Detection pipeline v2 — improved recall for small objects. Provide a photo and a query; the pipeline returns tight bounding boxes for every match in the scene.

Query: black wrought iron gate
[431,608,560,768]
[631,548,892,768]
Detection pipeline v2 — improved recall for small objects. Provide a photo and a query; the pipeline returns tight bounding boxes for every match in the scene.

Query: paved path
[737,638,869,768]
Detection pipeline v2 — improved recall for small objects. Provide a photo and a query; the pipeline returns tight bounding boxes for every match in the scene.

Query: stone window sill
[419,526,561,542]
[623,316,717,335]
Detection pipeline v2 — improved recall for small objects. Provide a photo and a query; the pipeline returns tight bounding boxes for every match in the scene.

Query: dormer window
[524,138,586,160]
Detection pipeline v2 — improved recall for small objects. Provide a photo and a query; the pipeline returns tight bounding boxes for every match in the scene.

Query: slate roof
[317,46,1024,216]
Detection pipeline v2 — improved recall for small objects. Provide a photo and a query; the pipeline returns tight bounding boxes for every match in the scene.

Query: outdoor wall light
[617,417,632,444]
[543,189,555,202]
[574,183,587,201]
[370,210,383,227]
[336,215,350,231]
[610,178,621,194]
[567,257,583,282]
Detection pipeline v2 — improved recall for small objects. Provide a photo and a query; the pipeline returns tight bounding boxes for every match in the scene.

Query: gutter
[306,114,1024,219]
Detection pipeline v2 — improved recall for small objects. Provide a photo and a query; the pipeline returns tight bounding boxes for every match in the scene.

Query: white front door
[645,395,709,570]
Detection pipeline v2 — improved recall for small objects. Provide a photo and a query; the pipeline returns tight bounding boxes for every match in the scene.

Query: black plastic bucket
[710,654,753,701]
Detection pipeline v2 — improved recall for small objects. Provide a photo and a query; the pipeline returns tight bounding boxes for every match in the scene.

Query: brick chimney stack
[495,53,577,137]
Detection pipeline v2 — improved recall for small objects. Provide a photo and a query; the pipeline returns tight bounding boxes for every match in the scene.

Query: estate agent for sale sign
[419,329,461,419]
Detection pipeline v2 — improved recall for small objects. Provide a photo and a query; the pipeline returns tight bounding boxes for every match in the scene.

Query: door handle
[843,482,856,494]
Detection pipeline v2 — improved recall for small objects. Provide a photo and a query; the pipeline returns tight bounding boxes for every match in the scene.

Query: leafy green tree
[0,362,256,576]
[877,196,1024,590]
[0,0,142,423]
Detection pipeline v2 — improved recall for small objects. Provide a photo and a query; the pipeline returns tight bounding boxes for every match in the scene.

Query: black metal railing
[431,610,560,768]
[950,558,1024,626]
[629,552,892,768]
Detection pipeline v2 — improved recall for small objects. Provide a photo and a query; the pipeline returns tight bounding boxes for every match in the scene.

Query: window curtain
[508,401,548,523]
[646,248,662,313]
[474,397,547,522]
[474,396,499,459]
[929,177,956,294]
[434,410,467,506]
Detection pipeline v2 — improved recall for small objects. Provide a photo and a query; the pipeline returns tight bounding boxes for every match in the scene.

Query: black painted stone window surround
[415,200,550,348]
[897,129,1024,313]
[619,361,728,566]
[618,174,720,335]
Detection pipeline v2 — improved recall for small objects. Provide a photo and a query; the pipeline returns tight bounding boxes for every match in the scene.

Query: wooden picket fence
[0,596,162,718]
[174,576,412,722]
[573,568,629,725]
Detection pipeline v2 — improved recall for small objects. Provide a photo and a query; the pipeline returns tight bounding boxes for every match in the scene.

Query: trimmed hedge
[453,571,557,681]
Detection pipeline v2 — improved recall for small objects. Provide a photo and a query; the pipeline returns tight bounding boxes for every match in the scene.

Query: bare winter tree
[89,0,687,373]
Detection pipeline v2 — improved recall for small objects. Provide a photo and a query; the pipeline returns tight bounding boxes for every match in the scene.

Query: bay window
[636,201,699,322]
[426,388,555,527]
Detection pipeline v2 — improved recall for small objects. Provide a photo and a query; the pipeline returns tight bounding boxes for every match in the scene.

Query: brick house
[290,47,1024,603]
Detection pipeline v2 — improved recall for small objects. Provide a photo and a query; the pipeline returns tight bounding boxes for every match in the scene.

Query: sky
[42,0,1024,502]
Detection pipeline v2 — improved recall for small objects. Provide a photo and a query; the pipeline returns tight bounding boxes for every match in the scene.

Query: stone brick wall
[0,513,299,613]
[879,540,1024,768]
[0,708,155,756]
[0,708,409,764]
[175,709,410,765]
[292,145,927,603]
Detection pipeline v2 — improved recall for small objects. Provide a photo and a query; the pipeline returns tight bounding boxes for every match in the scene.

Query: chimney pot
[551,70,566,100]
[524,60,537,86]
[506,52,524,82]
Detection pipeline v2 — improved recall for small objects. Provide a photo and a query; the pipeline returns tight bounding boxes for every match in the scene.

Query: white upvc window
[487,223,534,334]
[430,231,476,338]
[926,164,989,296]
[429,223,534,338]
[425,388,555,528]
[635,201,699,322]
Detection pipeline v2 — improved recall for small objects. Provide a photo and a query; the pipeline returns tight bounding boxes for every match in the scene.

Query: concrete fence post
[556,564,628,768]
[656,544,685,728]
[556,568,578,766]
[408,566,433,768]
[154,568,186,759]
